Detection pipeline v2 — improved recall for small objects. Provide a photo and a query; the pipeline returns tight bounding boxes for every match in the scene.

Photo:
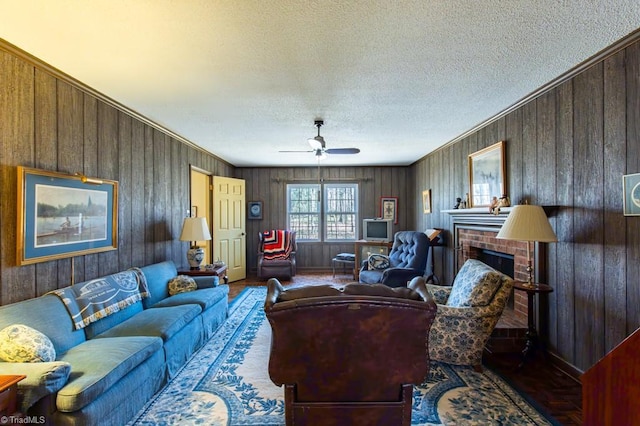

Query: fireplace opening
[478,249,515,310]
[479,249,514,276]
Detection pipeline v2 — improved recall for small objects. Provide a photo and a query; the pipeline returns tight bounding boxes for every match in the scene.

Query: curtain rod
[270,177,372,183]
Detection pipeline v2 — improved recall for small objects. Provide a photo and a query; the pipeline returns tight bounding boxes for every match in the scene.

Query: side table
[512,282,553,367]
[178,265,229,284]
[332,257,355,279]
[0,375,26,415]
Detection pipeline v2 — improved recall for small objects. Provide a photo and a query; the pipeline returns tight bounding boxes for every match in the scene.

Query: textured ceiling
[1,1,640,167]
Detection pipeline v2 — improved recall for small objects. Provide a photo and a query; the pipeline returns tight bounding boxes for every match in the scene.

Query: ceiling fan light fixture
[279,119,360,160]
[308,135,325,150]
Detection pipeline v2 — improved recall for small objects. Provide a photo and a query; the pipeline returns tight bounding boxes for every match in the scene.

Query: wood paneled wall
[0,45,233,305]
[236,166,414,273]
[412,38,640,372]
[4,31,639,373]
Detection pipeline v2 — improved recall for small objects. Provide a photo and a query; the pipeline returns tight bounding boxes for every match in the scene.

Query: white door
[212,176,246,282]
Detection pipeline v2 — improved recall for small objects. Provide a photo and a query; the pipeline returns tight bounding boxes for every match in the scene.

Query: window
[287,183,358,241]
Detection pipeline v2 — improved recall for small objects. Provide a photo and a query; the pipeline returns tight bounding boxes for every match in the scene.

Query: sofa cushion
[168,275,197,296]
[0,324,56,363]
[0,361,71,411]
[83,300,144,340]
[152,287,228,311]
[140,261,178,308]
[447,259,503,307]
[358,269,383,284]
[0,295,86,356]
[93,304,201,342]
[56,336,162,412]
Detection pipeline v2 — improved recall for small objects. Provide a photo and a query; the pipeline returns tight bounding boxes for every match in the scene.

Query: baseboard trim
[546,351,584,384]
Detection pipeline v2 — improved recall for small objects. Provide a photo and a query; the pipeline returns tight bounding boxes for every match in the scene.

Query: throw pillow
[168,275,198,296]
[447,259,503,307]
[368,253,390,271]
[0,324,56,363]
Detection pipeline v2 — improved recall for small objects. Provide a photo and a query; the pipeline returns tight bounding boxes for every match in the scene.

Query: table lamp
[496,204,557,287]
[180,217,212,270]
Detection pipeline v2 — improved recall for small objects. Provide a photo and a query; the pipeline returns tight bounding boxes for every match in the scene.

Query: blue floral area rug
[128,287,554,425]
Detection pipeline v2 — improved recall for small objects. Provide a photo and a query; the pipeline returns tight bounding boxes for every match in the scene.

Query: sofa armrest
[193,276,217,288]
[432,303,504,320]
[0,361,71,412]
[380,268,424,287]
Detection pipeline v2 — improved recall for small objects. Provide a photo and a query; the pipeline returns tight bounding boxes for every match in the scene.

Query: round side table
[512,281,553,367]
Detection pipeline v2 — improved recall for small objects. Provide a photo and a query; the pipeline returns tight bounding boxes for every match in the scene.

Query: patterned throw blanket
[262,230,293,260]
[49,268,150,330]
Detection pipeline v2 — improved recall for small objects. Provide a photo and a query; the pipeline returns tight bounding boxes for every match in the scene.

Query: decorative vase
[186,247,205,270]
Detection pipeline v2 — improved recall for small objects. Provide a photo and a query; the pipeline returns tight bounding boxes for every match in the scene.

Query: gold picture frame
[468,141,506,207]
[17,167,118,265]
[422,189,432,214]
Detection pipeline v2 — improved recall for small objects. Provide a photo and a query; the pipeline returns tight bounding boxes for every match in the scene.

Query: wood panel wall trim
[414,27,640,164]
[0,37,233,169]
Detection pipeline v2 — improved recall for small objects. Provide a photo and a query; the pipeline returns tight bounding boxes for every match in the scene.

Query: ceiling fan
[280,120,360,160]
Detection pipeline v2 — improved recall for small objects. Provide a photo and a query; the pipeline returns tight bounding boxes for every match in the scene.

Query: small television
[362,218,393,242]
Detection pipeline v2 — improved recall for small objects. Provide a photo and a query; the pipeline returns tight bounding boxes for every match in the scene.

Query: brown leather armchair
[264,277,437,426]
[257,230,297,280]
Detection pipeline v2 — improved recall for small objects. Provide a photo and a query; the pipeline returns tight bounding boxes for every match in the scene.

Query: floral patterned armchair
[425,259,514,371]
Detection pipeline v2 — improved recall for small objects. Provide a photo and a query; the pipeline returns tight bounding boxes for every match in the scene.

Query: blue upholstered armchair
[359,231,429,288]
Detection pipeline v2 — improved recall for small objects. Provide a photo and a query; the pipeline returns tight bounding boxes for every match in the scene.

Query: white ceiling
[1,1,639,167]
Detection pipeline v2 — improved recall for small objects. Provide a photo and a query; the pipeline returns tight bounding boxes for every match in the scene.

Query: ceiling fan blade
[325,148,361,155]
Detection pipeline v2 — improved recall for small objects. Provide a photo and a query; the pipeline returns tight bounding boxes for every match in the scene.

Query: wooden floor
[227,272,583,425]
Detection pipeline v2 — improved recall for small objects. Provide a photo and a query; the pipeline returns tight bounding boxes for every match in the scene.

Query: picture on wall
[623,172,640,216]
[248,201,263,220]
[422,189,432,214]
[380,197,398,224]
[468,140,506,207]
[17,167,118,265]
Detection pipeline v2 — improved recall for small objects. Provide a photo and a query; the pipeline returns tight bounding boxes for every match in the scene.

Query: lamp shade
[179,217,211,242]
[496,205,558,242]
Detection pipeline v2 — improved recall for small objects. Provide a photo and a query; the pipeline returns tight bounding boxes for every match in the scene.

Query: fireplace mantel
[443,207,513,228]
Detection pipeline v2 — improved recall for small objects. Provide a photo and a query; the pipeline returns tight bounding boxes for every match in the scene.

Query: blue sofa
[0,261,229,426]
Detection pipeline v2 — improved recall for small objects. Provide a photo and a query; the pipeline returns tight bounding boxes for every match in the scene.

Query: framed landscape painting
[17,167,118,265]
[468,141,506,207]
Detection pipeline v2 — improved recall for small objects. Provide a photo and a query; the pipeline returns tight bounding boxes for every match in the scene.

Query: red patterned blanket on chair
[262,230,293,260]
